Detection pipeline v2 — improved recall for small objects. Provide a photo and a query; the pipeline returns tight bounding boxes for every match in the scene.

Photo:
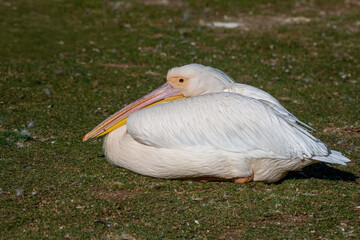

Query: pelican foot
[234,171,254,183]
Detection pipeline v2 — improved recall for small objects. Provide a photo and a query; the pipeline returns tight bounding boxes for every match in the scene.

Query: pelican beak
[83,83,184,141]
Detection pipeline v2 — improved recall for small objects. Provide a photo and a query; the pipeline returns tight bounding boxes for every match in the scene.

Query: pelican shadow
[281,163,357,182]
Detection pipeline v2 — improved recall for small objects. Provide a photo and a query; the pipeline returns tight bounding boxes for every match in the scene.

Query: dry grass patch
[96,189,131,202]
[323,125,360,138]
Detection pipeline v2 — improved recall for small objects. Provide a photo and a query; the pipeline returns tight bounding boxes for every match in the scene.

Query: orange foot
[234,170,254,183]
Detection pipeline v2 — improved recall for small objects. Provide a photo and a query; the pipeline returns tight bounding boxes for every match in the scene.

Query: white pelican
[83,64,350,183]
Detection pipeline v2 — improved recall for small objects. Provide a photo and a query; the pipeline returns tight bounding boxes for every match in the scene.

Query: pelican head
[167,64,235,97]
[83,64,234,141]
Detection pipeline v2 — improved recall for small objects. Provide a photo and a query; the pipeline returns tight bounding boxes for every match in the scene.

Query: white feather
[128,93,326,158]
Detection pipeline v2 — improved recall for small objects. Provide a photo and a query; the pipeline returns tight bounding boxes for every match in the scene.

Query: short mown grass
[1,0,359,239]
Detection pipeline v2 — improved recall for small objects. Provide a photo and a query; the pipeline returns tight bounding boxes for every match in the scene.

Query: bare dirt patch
[139,0,184,7]
[99,63,139,69]
[96,189,131,202]
[323,125,360,138]
[219,228,245,240]
[219,213,308,239]
[200,1,360,32]
[103,232,138,240]
[200,15,313,31]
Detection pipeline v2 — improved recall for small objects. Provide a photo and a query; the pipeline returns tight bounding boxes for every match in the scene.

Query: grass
[0,0,359,239]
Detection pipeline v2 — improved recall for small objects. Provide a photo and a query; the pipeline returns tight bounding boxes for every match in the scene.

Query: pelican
[83,64,350,183]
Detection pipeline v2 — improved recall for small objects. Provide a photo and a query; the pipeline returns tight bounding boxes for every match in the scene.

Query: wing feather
[228,83,315,131]
[127,93,328,159]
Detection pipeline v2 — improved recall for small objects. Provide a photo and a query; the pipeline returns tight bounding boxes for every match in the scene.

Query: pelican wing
[229,83,314,130]
[127,92,328,160]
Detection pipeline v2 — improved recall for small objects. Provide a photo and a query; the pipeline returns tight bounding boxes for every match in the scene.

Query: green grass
[0,0,359,239]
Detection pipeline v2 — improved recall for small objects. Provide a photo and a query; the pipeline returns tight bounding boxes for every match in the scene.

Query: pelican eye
[179,78,184,83]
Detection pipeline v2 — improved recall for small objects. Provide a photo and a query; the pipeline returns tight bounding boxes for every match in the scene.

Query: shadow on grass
[282,163,358,182]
